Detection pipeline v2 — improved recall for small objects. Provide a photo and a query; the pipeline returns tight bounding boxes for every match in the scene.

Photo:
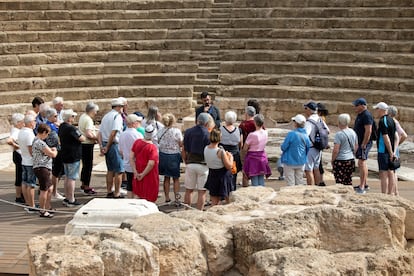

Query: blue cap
[304,101,317,111]
[352,98,367,106]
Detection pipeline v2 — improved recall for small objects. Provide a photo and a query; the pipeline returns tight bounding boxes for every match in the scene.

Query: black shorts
[52,152,64,177]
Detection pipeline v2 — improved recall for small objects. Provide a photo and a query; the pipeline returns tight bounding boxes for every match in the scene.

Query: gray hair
[11,113,24,126]
[24,114,35,125]
[388,105,398,117]
[253,114,265,127]
[197,113,209,125]
[46,108,57,119]
[245,106,256,117]
[338,113,351,127]
[224,111,237,124]
[39,103,50,113]
[52,97,63,105]
[147,106,159,122]
[85,102,99,113]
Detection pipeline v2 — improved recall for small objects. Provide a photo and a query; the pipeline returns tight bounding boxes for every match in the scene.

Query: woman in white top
[331,113,358,186]
[158,113,183,202]
[7,113,25,203]
[204,129,233,206]
[142,106,164,147]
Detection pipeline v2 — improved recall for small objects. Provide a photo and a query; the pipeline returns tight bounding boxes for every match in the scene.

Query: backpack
[308,119,329,150]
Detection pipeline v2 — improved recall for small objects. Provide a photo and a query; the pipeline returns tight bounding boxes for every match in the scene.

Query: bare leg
[305,171,314,185]
[210,196,220,206]
[387,170,396,195]
[379,171,388,194]
[27,186,35,208]
[393,172,399,195]
[65,178,76,202]
[242,173,249,187]
[15,186,23,199]
[173,177,180,197]
[313,168,321,185]
[46,186,53,209]
[114,172,123,197]
[106,171,114,193]
[51,175,60,196]
[184,189,193,206]
[358,159,368,189]
[196,190,207,210]
[164,176,171,201]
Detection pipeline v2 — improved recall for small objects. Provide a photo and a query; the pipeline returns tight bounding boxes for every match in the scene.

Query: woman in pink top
[242,114,271,186]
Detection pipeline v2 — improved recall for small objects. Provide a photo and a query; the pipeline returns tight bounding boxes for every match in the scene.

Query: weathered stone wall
[28,186,414,275]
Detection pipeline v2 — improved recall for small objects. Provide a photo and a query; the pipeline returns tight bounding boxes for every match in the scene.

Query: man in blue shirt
[182,113,210,210]
[195,91,221,129]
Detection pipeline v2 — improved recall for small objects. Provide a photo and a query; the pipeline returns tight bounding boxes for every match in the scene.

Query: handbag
[389,157,401,170]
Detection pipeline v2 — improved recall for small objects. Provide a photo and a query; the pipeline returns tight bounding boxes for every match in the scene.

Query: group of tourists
[6,93,408,216]
[281,98,407,196]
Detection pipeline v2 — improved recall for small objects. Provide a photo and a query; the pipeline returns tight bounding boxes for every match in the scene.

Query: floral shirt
[158,127,183,154]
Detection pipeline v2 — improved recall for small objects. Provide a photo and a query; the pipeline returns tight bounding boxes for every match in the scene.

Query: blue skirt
[159,152,181,178]
[204,167,233,197]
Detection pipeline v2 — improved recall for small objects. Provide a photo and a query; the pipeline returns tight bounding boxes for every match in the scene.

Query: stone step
[0,73,196,92]
[197,66,220,73]
[225,28,414,41]
[233,0,414,8]
[0,0,213,11]
[229,18,414,29]
[194,78,220,85]
[219,73,414,93]
[193,85,219,93]
[196,73,219,80]
[219,50,414,66]
[0,62,199,78]
[230,7,414,18]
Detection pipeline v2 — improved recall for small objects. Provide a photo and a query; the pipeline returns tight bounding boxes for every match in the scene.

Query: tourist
[388,105,408,195]
[45,108,65,201]
[195,91,221,129]
[242,114,271,186]
[52,96,64,126]
[219,110,242,191]
[247,98,261,114]
[32,124,57,218]
[34,103,49,134]
[158,113,183,202]
[98,98,125,198]
[317,102,330,186]
[78,102,100,195]
[142,106,164,147]
[182,113,210,210]
[374,102,399,195]
[7,113,25,203]
[18,114,37,213]
[118,97,129,130]
[204,129,234,205]
[331,114,358,186]
[130,124,159,202]
[239,105,256,186]
[119,114,143,198]
[352,97,375,194]
[303,101,325,186]
[31,96,44,115]
[133,111,145,136]
[59,109,85,206]
[280,114,311,186]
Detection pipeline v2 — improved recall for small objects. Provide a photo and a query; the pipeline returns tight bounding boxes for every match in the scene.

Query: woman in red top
[130,124,159,202]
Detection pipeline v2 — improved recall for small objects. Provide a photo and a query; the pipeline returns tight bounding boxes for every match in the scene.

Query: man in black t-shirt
[374,102,398,195]
[352,98,374,194]
[58,109,85,207]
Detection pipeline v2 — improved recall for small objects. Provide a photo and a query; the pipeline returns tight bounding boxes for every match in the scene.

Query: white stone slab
[65,198,159,236]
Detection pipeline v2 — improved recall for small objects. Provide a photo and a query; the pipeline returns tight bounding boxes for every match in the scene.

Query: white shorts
[305,148,322,171]
[184,163,209,190]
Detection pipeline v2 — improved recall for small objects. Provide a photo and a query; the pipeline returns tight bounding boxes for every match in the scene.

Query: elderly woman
[331,113,358,186]
[7,113,25,203]
[130,124,159,202]
[280,114,311,186]
[219,110,242,190]
[388,105,408,195]
[78,102,100,195]
[32,124,57,217]
[204,129,234,205]
[242,114,271,186]
[158,113,183,202]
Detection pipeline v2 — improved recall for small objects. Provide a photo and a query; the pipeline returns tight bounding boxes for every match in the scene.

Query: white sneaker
[52,192,65,201]
[120,188,127,195]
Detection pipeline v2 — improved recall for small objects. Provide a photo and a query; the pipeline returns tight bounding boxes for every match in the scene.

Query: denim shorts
[64,161,80,180]
[22,165,37,187]
[356,142,372,160]
[104,142,124,173]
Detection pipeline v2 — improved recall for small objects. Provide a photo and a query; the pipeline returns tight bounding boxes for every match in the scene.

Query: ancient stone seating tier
[0,0,413,133]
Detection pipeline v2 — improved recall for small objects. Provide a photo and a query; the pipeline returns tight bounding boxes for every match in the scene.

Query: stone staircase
[0,0,413,134]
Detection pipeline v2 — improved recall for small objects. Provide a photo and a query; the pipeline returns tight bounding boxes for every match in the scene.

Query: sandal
[83,187,97,195]
[39,211,54,218]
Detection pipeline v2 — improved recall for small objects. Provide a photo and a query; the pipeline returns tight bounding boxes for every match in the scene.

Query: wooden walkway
[0,171,107,275]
